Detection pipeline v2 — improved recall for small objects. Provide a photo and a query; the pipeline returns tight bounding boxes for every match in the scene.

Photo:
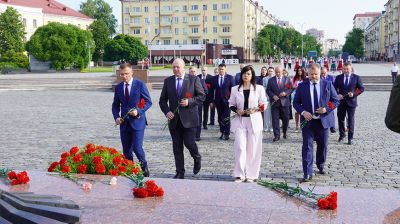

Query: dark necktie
[313,83,319,113]
[176,78,182,96]
[125,83,130,102]
[220,76,223,87]
[345,75,349,87]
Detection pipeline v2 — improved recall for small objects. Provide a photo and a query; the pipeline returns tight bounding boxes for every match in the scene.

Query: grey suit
[159,74,205,174]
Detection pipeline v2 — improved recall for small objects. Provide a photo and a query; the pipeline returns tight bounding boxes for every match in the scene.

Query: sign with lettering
[221,49,237,55]
[213,59,239,65]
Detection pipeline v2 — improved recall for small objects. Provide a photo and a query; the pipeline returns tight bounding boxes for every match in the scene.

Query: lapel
[304,81,311,108]
[171,76,179,101]
[129,79,136,106]
[223,75,229,89]
[120,83,128,105]
[320,80,327,106]
[179,75,190,100]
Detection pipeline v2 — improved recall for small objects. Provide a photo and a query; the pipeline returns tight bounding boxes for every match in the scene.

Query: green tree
[26,22,94,70]
[89,19,110,64]
[80,0,117,36]
[0,7,26,54]
[296,34,322,57]
[104,34,147,64]
[255,36,272,59]
[343,28,364,58]
[279,28,302,55]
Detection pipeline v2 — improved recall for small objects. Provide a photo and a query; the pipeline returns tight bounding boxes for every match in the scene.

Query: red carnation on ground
[61,152,69,158]
[131,167,140,175]
[117,165,127,173]
[69,146,79,155]
[48,162,59,172]
[11,179,19,185]
[317,198,329,209]
[185,92,192,99]
[155,187,164,197]
[16,171,29,184]
[85,144,96,154]
[133,188,149,198]
[7,171,17,180]
[145,180,159,195]
[72,154,83,163]
[327,101,334,110]
[78,164,87,174]
[95,164,106,174]
[317,191,338,210]
[109,148,118,155]
[92,156,102,165]
[113,156,122,165]
[109,169,119,176]
[61,166,71,173]
[138,98,145,109]
[59,158,67,166]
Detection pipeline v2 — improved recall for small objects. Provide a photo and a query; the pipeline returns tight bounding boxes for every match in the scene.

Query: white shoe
[245,178,256,183]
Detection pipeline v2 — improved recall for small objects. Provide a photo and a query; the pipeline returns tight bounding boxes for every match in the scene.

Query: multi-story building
[306,28,325,53]
[353,12,381,29]
[0,0,94,41]
[365,13,385,61]
[323,38,340,55]
[384,0,400,60]
[121,0,277,63]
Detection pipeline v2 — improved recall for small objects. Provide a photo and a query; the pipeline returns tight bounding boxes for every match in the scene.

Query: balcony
[188,32,201,38]
[218,8,232,14]
[159,33,173,38]
[218,20,231,25]
[219,32,232,37]
[160,10,173,16]
[188,20,201,26]
[160,21,172,26]
[130,11,142,17]
[188,10,201,15]
[130,23,142,28]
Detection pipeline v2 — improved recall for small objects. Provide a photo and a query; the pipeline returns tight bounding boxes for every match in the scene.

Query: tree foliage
[26,22,94,70]
[80,0,117,36]
[0,7,26,54]
[104,34,147,64]
[342,28,364,58]
[89,19,110,63]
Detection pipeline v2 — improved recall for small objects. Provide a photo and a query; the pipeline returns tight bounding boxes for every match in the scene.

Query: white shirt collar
[124,78,133,86]
[175,74,185,80]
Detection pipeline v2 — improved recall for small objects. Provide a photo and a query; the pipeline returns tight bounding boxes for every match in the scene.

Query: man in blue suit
[112,63,152,177]
[234,64,245,85]
[293,64,339,182]
[321,67,337,133]
[209,63,235,140]
[333,62,364,145]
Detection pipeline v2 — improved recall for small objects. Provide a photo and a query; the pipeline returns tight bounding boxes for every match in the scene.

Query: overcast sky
[58,0,386,44]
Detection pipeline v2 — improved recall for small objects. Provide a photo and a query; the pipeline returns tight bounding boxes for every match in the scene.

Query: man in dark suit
[209,63,235,140]
[386,77,400,133]
[198,67,213,132]
[321,67,337,133]
[293,64,339,182]
[159,59,206,179]
[266,66,294,141]
[112,63,152,177]
[333,62,364,145]
[234,64,245,85]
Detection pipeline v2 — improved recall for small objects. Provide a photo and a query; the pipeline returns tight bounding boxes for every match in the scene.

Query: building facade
[353,12,381,29]
[0,0,94,41]
[365,13,385,61]
[323,38,340,55]
[121,0,277,63]
[384,0,400,60]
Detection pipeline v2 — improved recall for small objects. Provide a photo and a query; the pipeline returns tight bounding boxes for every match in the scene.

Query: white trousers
[233,117,263,179]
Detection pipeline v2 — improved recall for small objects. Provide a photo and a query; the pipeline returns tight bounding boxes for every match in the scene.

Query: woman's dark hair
[294,66,306,82]
[238,65,256,90]
[260,66,268,77]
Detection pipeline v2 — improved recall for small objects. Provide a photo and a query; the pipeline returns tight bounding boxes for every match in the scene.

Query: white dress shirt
[391,65,399,73]
[124,78,133,97]
[310,80,321,119]
[343,73,351,86]
[175,74,185,90]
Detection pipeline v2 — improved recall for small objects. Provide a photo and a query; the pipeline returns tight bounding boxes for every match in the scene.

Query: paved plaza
[0,87,399,189]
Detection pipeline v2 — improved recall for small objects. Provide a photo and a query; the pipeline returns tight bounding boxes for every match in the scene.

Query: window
[162,27,171,34]
[213,16,217,22]
[191,5,198,11]
[222,39,230,45]
[175,28,179,35]
[222,27,230,32]
[162,16,171,23]
[33,19,37,28]
[192,27,199,33]
[174,17,179,23]
[124,18,129,25]
[145,17,150,24]
[164,39,171,45]
[162,6,171,11]
[132,29,140,34]
[156,40,160,45]
[221,3,230,9]
[145,40,150,45]
[182,5,187,12]
[222,15,231,21]
[203,5,207,11]
[124,7,129,13]
[132,7,141,12]
[182,16,187,23]
[155,28,159,35]
[191,16,199,21]
[204,27,208,33]
[213,39,217,44]
[155,17,159,24]
[155,6,159,12]
[183,40,188,45]
[173,6,179,12]
[145,28,150,34]
[192,39,199,44]
[212,4,217,10]
[175,40,179,45]
[213,27,218,33]
[22,18,26,27]
[182,28,187,34]
[133,18,141,24]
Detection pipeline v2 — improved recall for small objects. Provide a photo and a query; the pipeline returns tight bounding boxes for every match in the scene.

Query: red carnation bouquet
[258,180,338,210]
[116,98,146,127]
[0,168,30,185]
[224,103,266,123]
[301,101,335,129]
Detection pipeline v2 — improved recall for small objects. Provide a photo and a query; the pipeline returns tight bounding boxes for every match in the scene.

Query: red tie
[125,83,130,102]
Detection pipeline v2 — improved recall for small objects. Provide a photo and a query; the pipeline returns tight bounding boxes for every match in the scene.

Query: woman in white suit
[229,65,268,182]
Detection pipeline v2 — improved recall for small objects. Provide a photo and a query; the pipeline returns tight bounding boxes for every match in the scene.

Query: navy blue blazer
[321,74,335,83]
[197,73,213,102]
[333,73,364,108]
[235,72,241,85]
[112,79,152,131]
[293,80,340,129]
[266,76,294,107]
[209,74,235,105]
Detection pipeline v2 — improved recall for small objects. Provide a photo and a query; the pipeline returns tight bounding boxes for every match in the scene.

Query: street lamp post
[298,22,306,59]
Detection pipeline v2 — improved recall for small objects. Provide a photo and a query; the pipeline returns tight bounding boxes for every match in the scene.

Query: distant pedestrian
[391,62,399,84]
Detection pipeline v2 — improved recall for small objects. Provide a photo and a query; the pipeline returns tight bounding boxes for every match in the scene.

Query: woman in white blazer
[228,65,268,182]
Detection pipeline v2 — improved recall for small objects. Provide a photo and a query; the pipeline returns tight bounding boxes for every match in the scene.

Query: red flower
[286,83,292,89]
[96,145,105,152]
[48,162,59,172]
[185,92,192,99]
[69,146,79,155]
[155,187,164,197]
[145,180,159,195]
[206,83,211,89]
[133,187,149,198]
[327,101,334,110]
[7,171,17,180]
[61,166,71,173]
[78,164,87,174]
[72,154,82,163]
[61,152,69,158]
[109,148,118,155]
[109,169,119,176]
[259,104,265,112]
[16,172,29,184]
[355,88,361,95]
[85,144,96,154]
[113,156,122,165]
[92,156,102,165]
[317,198,329,209]
[95,164,106,174]
[131,167,140,175]
[123,159,133,166]
[138,98,145,109]
[59,158,67,166]
[118,165,127,173]
[11,179,19,185]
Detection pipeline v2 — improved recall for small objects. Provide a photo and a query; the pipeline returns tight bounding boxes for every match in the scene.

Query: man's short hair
[119,63,132,70]
[310,63,321,70]
[218,63,226,68]
[344,62,352,67]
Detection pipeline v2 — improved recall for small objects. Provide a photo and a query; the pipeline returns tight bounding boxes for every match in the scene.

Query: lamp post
[85,41,91,71]
[298,22,306,59]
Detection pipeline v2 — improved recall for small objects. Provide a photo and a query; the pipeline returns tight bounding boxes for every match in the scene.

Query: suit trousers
[301,119,329,177]
[196,104,203,138]
[263,104,273,131]
[203,101,210,126]
[271,105,290,138]
[120,124,147,168]
[169,117,201,174]
[337,103,356,140]
[216,103,231,135]
[233,117,263,179]
[209,105,216,124]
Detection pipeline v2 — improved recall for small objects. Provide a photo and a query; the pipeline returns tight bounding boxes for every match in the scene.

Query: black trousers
[216,103,230,135]
[337,103,356,140]
[169,117,201,174]
[271,106,290,138]
[209,105,216,124]
[196,104,203,139]
[392,72,398,84]
[202,101,210,126]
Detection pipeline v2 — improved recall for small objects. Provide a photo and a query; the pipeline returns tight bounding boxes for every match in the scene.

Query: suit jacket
[197,73,213,102]
[266,76,294,107]
[333,73,364,108]
[159,74,206,129]
[321,75,335,83]
[235,72,241,85]
[229,84,268,134]
[112,79,152,131]
[293,80,340,129]
[385,78,400,133]
[209,74,235,105]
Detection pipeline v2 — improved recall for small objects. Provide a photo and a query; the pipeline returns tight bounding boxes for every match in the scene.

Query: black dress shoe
[142,167,150,177]
[173,173,184,179]
[283,133,287,139]
[193,157,201,174]
[338,136,345,142]
[273,137,280,142]
[301,175,313,182]
[203,125,208,130]
[219,134,224,140]
[208,122,215,125]
[330,128,336,133]
[348,139,353,145]
[318,169,326,175]
[223,134,230,140]
[195,137,201,142]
